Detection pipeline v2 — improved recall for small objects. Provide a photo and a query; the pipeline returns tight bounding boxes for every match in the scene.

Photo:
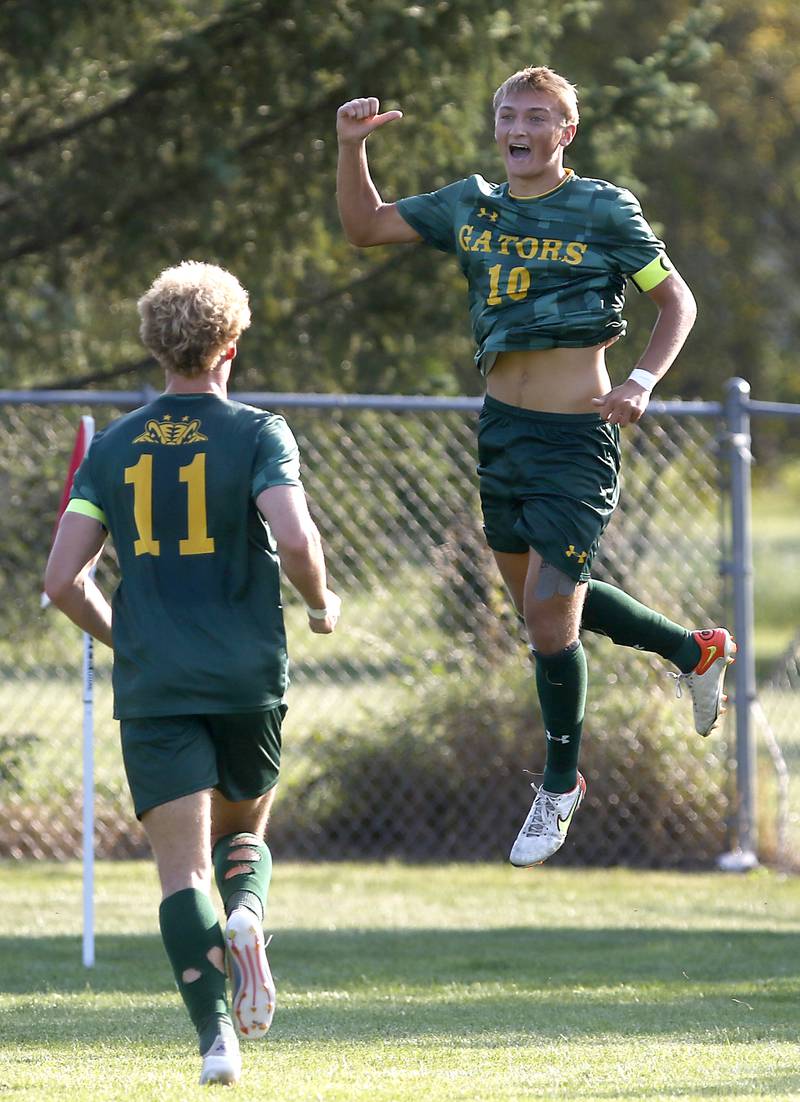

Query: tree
[635,0,800,411]
[0,0,723,395]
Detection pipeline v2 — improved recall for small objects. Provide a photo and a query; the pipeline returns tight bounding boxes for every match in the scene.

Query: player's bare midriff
[486,346,612,414]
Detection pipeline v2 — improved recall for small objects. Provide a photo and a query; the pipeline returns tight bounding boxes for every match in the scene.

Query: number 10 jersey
[396,170,672,376]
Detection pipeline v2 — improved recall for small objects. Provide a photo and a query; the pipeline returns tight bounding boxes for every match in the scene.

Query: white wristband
[628,368,659,392]
[306,605,329,620]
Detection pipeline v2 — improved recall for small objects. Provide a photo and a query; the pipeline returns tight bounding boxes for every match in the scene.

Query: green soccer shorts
[119,704,287,819]
[477,395,621,582]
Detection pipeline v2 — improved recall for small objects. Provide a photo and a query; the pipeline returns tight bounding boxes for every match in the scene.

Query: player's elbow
[276,524,320,563]
[685,287,698,327]
[342,221,379,248]
[673,275,697,327]
[344,231,370,248]
[337,202,371,247]
[658,274,697,332]
[339,203,399,247]
[43,563,76,608]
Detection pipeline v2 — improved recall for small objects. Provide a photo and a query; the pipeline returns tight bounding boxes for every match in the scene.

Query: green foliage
[750,468,800,676]
[272,654,728,865]
[0,732,39,793]
[637,0,800,411]
[0,404,122,650]
[431,511,520,658]
[0,0,737,399]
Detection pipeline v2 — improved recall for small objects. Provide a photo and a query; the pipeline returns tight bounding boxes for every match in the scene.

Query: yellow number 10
[487,263,532,306]
[124,452,215,557]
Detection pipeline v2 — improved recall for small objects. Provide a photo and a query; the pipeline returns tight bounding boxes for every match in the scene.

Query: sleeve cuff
[66,498,108,527]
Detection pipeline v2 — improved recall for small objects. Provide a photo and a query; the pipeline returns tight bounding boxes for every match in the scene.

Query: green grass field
[1,861,799,1101]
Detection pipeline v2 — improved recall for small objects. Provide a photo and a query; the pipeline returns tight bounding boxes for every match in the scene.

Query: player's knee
[524,605,575,653]
[524,596,565,634]
[524,564,581,649]
[529,626,575,655]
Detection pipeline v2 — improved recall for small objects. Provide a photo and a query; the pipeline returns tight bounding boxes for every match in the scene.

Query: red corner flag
[42,414,95,607]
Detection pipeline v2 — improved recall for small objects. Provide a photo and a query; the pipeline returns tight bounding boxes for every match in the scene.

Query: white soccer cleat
[509,772,586,867]
[225,908,276,1039]
[675,628,737,736]
[199,1029,241,1087]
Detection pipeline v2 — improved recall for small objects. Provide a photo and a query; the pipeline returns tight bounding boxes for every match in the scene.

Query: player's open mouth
[509,143,531,159]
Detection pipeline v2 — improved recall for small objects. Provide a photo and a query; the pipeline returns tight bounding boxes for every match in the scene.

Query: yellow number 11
[124,452,215,557]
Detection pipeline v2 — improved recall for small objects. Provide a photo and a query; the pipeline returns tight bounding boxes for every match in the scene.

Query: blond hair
[493,66,579,125]
[137,260,252,377]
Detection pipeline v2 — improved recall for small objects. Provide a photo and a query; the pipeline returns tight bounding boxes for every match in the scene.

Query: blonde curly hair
[493,66,579,125]
[137,260,252,377]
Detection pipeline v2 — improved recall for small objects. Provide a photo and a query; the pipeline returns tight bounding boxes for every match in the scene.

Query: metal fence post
[722,377,758,867]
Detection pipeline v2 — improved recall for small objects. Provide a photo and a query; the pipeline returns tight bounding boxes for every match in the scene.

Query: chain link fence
[757,637,800,867]
[0,392,796,866]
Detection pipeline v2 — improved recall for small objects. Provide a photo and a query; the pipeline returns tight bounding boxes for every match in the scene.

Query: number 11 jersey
[68,393,301,719]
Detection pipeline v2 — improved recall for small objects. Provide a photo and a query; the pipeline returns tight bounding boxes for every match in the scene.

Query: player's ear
[226,342,237,361]
[560,123,577,147]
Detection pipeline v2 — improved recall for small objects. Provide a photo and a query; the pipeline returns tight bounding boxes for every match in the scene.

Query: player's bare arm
[44,511,113,646]
[592,269,697,426]
[336,97,421,247]
[256,484,341,633]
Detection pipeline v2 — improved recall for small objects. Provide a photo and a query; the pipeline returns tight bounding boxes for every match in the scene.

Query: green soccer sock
[581,579,701,673]
[158,887,231,1054]
[534,640,587,793]
[213,832,272,922]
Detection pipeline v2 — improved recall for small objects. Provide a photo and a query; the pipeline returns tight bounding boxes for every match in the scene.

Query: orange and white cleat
[225,908,276,1039]
[675,628,737,736]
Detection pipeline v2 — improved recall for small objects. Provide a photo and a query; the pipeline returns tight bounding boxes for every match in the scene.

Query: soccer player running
[336,66,735,869]
[45,262,341,1087]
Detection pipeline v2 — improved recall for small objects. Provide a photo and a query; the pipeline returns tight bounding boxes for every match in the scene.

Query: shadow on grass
[1,927,799,1050]
[2,927,799,993]
[586,1070,800,1100]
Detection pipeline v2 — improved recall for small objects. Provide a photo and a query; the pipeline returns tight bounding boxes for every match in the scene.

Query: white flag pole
[80,415,96,969]
[81,618,96,968]
[43,414,98,966]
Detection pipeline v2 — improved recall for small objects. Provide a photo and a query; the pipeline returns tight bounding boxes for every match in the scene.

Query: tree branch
[31,251,417,390]
[2,0,267,159]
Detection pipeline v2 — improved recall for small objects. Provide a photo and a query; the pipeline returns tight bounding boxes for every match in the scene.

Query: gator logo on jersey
[133,415,208,445]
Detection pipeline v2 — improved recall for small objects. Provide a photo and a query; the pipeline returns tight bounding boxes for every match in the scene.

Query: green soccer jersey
[396,170,672,375]
[68,392,301,719]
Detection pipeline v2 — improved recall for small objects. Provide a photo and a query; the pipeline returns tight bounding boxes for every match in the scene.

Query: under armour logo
[546,730,571,744]
[477,206,499,222]
[565,545,588,563]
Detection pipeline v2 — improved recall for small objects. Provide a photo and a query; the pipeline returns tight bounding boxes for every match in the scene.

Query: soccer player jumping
[336,66,735,868]
[45,262,341,1086]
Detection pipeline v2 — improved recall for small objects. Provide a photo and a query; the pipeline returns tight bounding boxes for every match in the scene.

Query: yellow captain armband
[630,254,673,293]
[65,498,108,527]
